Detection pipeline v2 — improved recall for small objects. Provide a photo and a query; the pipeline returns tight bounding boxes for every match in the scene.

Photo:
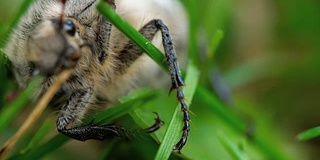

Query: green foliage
[0,77,39,131]
[298,126,320,141]
[217,130,249,160]
[0,51,8,108]
[0,0,34,48]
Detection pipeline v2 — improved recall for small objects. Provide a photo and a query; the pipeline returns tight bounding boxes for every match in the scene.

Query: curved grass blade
[0,77,40,131]
[297,126,320,141]
[0,0,35,132]
[0,0,34,48]
[0,51,9,108]
[96,0,167,70]
[206,29,224,61]
[87,89,160,125]
[7,134,69,160]
[195,86,246,132]
[21,119,54,154]
[195,87,289,160]
[217,130,249,160]
[180,0,200,65]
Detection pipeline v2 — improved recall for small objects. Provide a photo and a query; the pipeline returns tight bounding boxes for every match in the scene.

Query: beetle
[4,0,189,152]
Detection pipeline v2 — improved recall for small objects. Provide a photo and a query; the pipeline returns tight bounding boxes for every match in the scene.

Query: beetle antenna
[59,0,67,29]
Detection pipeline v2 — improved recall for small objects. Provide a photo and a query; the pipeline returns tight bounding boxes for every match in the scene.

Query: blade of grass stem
[96,1,167,70]
[206,29,224,64]
[22,119,54,154]
[297,126,320,141]
[195,86,246,132]
[0,0,34,48]
[195,87,288,160]
[201,29,224,83]
[186,0,199,65]
[99,139,119,160]
[7,134,69,160]
[0,77,40,131]
[0,51,9,108]
[89,90,159,125]
[217,130,249,160]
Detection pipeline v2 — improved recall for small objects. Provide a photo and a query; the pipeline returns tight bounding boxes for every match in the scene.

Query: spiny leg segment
[117,19,190,152]
[152,20,189,152]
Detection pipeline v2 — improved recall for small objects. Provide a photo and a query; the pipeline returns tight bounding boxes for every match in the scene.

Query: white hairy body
[5,0,187,125]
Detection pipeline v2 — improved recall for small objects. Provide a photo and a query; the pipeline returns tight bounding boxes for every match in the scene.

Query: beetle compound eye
[64,20,76,36]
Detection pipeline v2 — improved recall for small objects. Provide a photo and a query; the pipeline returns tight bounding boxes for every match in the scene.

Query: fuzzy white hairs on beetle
[5,0,189,152]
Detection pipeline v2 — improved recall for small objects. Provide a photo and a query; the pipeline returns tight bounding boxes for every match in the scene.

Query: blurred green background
[195,0,320,159]
[1,0,320,159]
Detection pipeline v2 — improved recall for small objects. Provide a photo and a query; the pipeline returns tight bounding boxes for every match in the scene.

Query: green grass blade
[206,29,224,62]
[177,0,202,64]
[217,131,249,160]
[7,134,69,160]
[0,0,35,130]
[195,87,288,160]
[89,90,159,125]
[22,119,54,153]
[96,1,167,70]
[195,86,246,132]
[0,77,40,131]
[154,106,182,160]
[0,51,9,108]
[297,126,320,141]
[0,0,34,48]
[201,29,224,82]
[99,139,119,160]
[185,0,199,65]
[154,63,199,160]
